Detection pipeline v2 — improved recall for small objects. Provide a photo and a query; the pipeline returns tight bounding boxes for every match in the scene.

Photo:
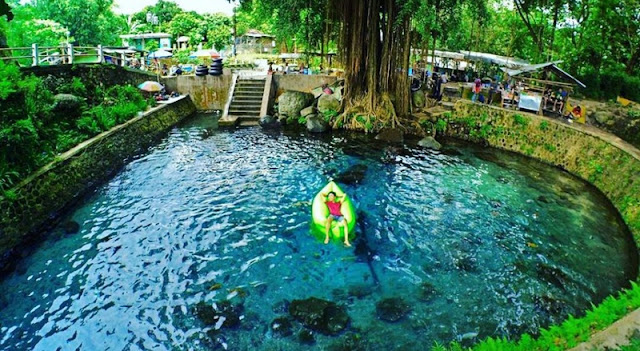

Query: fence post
[31,43,39,66]
[67,44,74,64]
[121,52,126,67]
[97,45,104,63]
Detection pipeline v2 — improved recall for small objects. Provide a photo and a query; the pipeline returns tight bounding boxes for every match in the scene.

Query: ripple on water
[0,115,637,350]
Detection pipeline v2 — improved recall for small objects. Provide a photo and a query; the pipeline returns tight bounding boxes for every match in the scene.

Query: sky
[112,0,236,15]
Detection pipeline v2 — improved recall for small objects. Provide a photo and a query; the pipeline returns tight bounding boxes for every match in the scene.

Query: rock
[375,128,404,143]
[335,164,368,185]
[63,221,80,234]
[376,297,411,322]
[418,137,442,150]
[594,111,611,125]
[289,297,350,335]
[299,329,315,345]
[259,115,281,129]
[318,94,341,114]
[301,106,316,117]
[453,253,477,272]
[536,195,551,204]
[412,91,426,108]
[271,316,294,337]
[533,294,567,315]
[418,282,437,302]
[536,263,570,291]
[278,91,314,118]
[194,301,243,329]
[52,94,83,116]
[347,284,374,299]
[307,114,330,133]
[272,300,290,314]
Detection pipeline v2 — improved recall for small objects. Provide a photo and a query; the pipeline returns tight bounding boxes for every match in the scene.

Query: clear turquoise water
[0,113,637,350]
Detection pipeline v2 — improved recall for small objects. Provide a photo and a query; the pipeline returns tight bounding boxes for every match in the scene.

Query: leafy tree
[202,13,232,51]
[167,12,203,46]
[130,0,183,33]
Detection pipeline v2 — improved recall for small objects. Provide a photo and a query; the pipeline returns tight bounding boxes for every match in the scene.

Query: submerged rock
[418,136,442,150]
[289,297,350,335]
[376,297,411,322]
[347,284,374,299]
[307,115,330,133]
[271,316,294,337]
[375,128,404,143]
[418,282,437,302]
[334,164,368,185]
[259,115,281,129]
[536,263,570,291]
[194,300,243,329]
[63,221,80,234]
[299,329,315,345]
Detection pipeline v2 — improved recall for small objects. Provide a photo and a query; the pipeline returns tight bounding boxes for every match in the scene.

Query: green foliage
[0,60,20,99]
[323,109,339,122]
[539,121,549,131]
[588,160,604,182]
[297,116,307,125]
[436,119,448,133]
[543,143,556,152]
[0,66,149,188]
[513,114,530,128]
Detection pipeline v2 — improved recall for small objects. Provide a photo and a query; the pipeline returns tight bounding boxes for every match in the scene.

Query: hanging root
[332,93,406,133]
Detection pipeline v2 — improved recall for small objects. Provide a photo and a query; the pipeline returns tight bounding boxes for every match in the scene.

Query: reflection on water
[0,114,636,350]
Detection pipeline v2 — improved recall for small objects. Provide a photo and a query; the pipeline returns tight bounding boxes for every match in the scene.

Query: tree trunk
[549,0,561,61]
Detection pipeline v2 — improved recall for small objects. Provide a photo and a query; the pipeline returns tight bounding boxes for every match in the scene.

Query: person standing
[472,77,482,102]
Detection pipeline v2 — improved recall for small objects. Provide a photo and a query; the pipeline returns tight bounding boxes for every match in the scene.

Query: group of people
[471,78,523,106]
[542,87,568,113]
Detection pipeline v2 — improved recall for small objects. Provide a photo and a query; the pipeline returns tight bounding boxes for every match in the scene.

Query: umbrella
[148,50,173,59]
[138,81,164,92]
[189,49,221,59]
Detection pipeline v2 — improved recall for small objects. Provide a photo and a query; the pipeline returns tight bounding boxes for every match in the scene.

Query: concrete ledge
[0,96,197,273]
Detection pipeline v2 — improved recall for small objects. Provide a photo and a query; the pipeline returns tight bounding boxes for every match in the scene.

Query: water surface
[0,114,636,350]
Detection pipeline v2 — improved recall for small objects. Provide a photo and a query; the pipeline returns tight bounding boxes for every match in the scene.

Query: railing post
[97,45,104,63]
[121,52,126,67]
[67,44,74,64]
[31,43,39,66]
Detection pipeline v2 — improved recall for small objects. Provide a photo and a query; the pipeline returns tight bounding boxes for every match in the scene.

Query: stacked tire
[195,65,208,77]
[209,58,223,76]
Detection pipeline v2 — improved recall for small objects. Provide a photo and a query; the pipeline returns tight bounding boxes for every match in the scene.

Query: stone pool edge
[0,96,197,273]
[440,100,640,350]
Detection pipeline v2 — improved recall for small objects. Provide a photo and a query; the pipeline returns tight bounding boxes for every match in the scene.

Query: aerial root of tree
[332,93,406,133]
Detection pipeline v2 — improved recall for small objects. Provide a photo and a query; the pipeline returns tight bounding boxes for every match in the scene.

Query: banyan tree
[234,0,416,130]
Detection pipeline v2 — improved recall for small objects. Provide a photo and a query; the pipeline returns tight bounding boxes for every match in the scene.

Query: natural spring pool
[0,113,637,350]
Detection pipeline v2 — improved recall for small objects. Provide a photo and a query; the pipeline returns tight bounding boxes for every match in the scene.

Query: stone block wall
[23,64,157,90]
[162,74,233,111]
[442,101,640,245]
[0,97,197,272]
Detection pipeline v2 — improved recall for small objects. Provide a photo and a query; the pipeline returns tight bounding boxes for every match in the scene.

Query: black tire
[213,58,223,64]
[209,70,222,76]
[210,64,223,70]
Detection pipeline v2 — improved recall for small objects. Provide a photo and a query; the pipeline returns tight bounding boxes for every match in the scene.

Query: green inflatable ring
[311,181,356,241]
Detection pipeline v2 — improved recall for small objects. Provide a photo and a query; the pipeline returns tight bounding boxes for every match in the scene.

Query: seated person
[322,83,333,95]
[554,88,568,112]
[542,88,553,109]
[565,105,582,120]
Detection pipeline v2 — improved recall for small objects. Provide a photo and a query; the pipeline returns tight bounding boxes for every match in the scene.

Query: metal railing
[0,44,142,68]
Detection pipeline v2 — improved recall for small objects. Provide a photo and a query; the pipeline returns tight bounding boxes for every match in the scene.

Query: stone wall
[163,74,233,111]
[0,97,197,273]
[440,101,640,244]
[23,64,157,90]
[273,75,338,97]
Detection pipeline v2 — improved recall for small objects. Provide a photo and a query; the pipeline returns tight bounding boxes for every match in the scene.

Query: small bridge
[0,44,140,68]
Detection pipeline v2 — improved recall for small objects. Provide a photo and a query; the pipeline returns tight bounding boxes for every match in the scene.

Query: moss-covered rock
[289,297,350,335]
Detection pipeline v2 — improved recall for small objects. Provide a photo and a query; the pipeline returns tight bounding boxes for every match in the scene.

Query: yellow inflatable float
[311,181,356,241]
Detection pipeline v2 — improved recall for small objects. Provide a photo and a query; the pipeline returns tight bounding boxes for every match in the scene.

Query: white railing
[0,44,140,68]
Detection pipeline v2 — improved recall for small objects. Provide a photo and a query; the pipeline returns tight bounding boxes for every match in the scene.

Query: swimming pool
[0,113,636,350]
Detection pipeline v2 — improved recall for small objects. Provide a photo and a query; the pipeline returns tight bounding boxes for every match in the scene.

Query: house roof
[242,29,274,38]
[501,61,586,88]
[120,33,172,40]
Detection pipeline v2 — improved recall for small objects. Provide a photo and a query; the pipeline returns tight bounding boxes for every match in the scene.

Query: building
[235,29,276,54]
[120,33,172,51]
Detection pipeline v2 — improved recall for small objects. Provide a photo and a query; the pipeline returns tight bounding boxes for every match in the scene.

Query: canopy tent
[148,50,173,59]
[501,61,586,88]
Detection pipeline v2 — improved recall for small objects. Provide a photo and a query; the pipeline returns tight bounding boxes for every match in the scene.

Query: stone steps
[226,78,266,125]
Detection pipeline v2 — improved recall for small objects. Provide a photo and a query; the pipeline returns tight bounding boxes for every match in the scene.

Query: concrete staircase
[227,78,266,126]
